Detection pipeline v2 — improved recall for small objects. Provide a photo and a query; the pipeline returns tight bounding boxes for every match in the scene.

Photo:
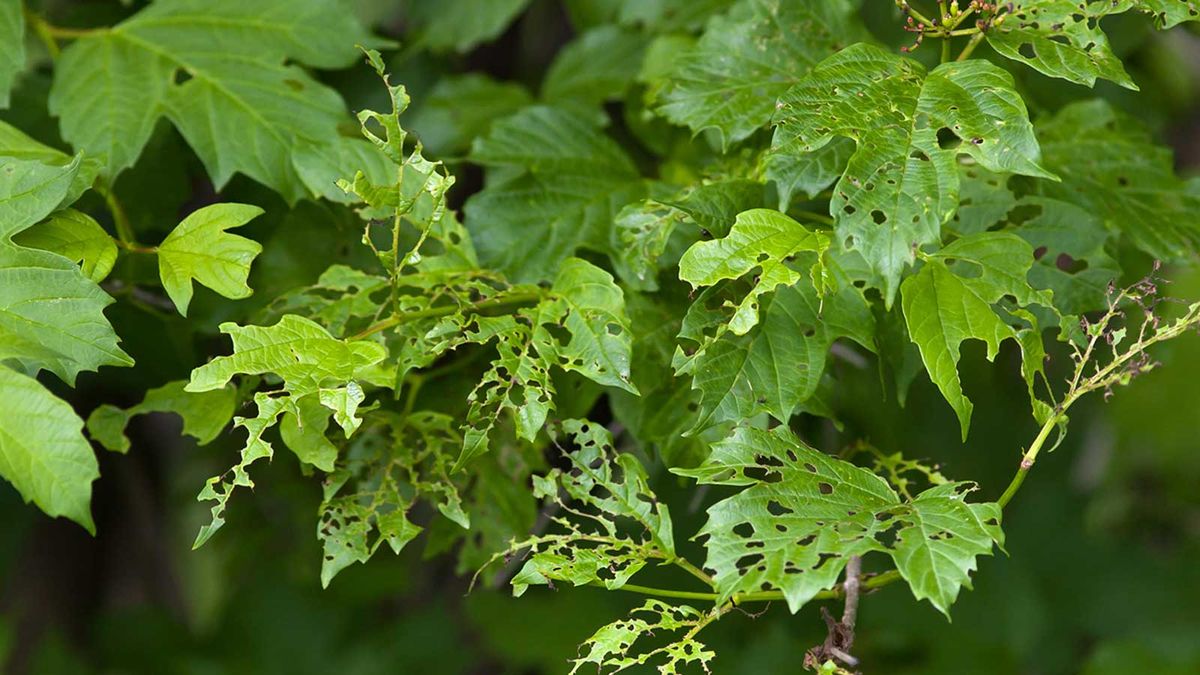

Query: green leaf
[946,165,1017,237]
[679,208,830,336]
[676,425,1004,615]
[157,203,265,315]
[986,1,1136,89]
[408,74,533,156]
[0,366,99,534]
[766,136,854,210]
[770,44,1054,303]
[654,0,866,148]
[0,0,24,108]
[616,0,736,31]
[0,121,100,204]
[542,26,648,107]
[318,411,469,586]
[0,159,131,384]
[675,266,874,432]
[502,420,674,596]
[900,232,1053,439]
[410,0,529,53]
[49,0,373,193]
[465,106,645,282]
[1034,100,1200,263]
[13,208,116,282]
[568,600,716,674]
[86,381,237,454]
[1125,0,1200,28]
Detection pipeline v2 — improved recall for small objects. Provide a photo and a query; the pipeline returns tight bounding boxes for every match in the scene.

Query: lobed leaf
[157,203,265,315]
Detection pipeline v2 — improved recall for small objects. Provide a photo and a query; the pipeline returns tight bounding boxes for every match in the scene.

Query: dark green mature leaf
[318,411,468,587]
[14,209,117,283]
[1125,0,1200,27]
[654,0,866,148]
[49,0,373,194]
[900,232,1053,438]
[770,43,1054,303]
[86,381,237,454]
[986,1,1136,89]
[946,165,1017,237]
[409,74,533,156]
[0,121,100,205]
[157,204,264,316]
[0,367,99,534]
[616,0,736,31]
[676,426,1004,615]
[542,26,648,107]
[679,208,830,336]
[675,261,874,432]
[1035,100,1200,264]
[0,0,23,107]
[465,106,645,282]
[569,600,716,674]
[0,159,131,384]
[410,0,529,53]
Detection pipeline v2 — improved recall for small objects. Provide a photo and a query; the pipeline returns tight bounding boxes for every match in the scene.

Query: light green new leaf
[900,232,1053,439]
[49,0,373,194]
[157,203,264,315]
[679,208,830,335]
[569,601,716,675]
[187,315,387,395]
[0,367,99,534]
[676,426,1004,615]
[87,381,237,454]
[654,0,866,148]
[0,159,131,384]
[986,1,1136,89]
[1035,100,1200,264]
[465,106,645,282]
[770,44,1054,304]
[410,0,529,53]
[542,26,648,107]
[0,0,22,108]
[15,209,117,282]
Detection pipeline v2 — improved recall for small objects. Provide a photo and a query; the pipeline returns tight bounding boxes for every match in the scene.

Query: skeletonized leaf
[157,203,264,315]
[676,425,1003,615]
[569,601,716,674]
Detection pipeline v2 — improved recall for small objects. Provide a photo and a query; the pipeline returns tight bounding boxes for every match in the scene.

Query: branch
[348,290,544,340]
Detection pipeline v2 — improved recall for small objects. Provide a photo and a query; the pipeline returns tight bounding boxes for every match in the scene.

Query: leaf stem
[605,569,904,605]
[957,32,986,61]
[348,290,544,340]
[97,186,139,247]
[671,557,716,589]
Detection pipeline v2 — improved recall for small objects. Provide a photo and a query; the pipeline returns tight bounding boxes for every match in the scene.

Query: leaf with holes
[770,43,1054,304]
[675,425,1004,615]
[569,600,716,675]
[986,1,1136,89]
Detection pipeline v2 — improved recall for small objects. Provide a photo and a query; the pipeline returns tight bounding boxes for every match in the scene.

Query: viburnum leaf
[676,425,1004,616]
[409,0,529,53]
[675,260,874,432]
[156,203,265,315]
[769,43,1054,303]
[485,420,673,596]
[14,208,117,282]
[1034,100,1200,264]
[0,367,99,534]
[569,600,716,675]
[0,158,131,384]
[900,232,1053,439]
[48,0,374,194]
[0,0,23,107]
[654,0,867,148]
[542,26,648,107]
[985,1,1136,89]
[679,208,831,336]
[465,106,645,282]
[318,411,468,587]
[86,381,237,454]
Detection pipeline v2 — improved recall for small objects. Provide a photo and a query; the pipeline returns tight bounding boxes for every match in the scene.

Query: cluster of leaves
[3,1,1200,672]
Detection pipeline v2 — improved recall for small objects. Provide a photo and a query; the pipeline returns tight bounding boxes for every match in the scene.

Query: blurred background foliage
[2,1,1199,673]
